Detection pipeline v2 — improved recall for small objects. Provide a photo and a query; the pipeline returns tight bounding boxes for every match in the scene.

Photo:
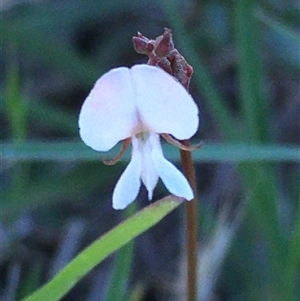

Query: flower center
[137,132,149,142]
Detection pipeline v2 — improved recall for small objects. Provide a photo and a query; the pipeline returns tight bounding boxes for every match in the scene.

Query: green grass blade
[284,217,300,300]
[3,42,31,211]
[1,141,299,163]
[4,45,27,141]
[233,1,288,297]
[104,204,136,301]
[234,0,269,142]
[255,9,300,44]
[21,196,184,301]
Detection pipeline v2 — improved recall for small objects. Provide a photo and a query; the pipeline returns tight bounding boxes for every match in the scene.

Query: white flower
[79,64,199,209]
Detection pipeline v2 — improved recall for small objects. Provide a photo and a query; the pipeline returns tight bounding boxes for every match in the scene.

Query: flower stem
[180,140,198,301]
[132,28,199,301]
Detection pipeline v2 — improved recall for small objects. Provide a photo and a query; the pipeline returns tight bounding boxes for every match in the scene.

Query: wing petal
[149,133,194,200]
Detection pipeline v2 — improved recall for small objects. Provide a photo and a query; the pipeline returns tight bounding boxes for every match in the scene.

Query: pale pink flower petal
[138,135,159,200]
[112,138,142,209]
[79,64,199,209]
[131,64,199,140]
[79,67,139,152]
[149,133,194,201]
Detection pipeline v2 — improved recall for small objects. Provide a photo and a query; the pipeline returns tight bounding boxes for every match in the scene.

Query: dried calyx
[132,28,193,90]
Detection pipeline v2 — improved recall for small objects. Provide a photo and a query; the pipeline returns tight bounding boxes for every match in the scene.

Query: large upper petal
[79,67,139,151]
[131,65,199,140]
[112,138,142,210]
[149,133,194,200]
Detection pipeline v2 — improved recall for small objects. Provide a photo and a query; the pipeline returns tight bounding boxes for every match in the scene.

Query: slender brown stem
[180,140,198,301]
[133,28,198,301]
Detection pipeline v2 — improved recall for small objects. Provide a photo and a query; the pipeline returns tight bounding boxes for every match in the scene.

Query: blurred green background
[1,0,299,300]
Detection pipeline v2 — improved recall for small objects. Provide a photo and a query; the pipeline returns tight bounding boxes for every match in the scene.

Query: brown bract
[132,28,193,90]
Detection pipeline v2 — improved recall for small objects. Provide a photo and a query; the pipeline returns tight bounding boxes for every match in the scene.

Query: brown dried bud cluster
[132,28,193,90]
